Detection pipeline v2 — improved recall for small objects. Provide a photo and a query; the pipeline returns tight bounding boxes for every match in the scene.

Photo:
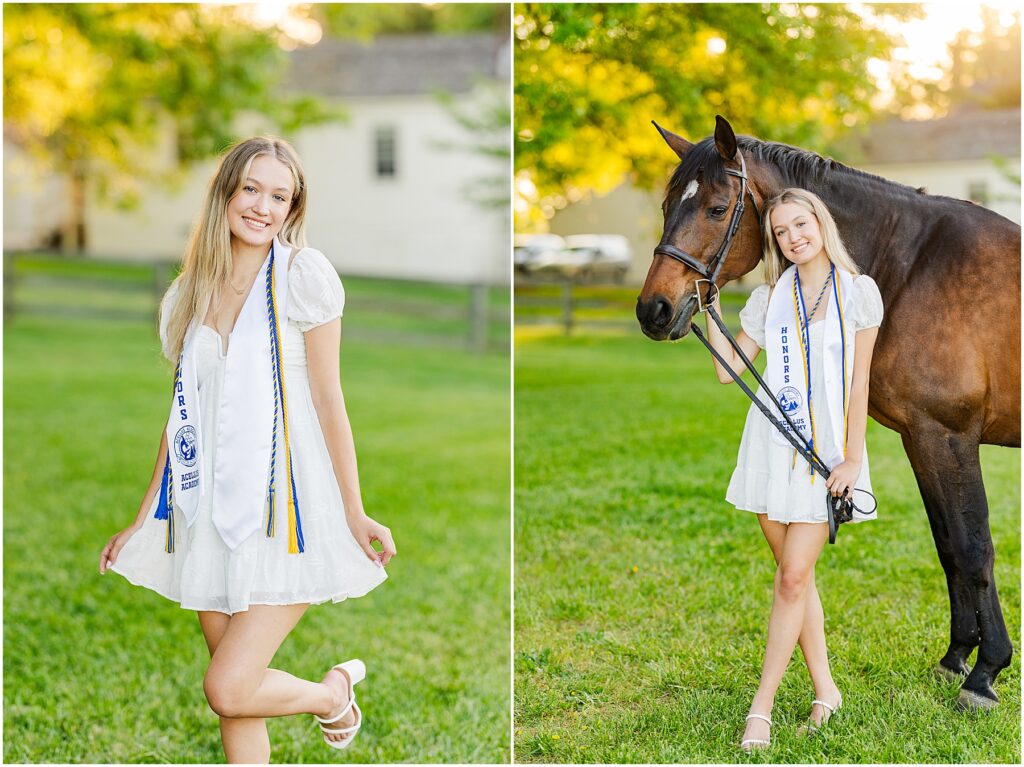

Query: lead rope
[691,303,876,544]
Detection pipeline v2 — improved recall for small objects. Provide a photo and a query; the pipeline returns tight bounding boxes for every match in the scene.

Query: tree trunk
[64,167,87,254]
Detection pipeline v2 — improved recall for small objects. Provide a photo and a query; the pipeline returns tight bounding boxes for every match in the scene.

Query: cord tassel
[165,492,175,553]
[152,456,175,553]
[154,457,171,521]
[287,455,305,553]
[266,486,276,537]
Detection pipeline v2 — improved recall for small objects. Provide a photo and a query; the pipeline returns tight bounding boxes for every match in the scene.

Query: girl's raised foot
[315,659,365,748]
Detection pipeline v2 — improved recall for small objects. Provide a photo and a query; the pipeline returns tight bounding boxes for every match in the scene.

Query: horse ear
[714,115,738,161]
[652,121,693,159]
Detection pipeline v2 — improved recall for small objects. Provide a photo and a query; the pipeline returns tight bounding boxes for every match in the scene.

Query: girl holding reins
[703,187,883,751]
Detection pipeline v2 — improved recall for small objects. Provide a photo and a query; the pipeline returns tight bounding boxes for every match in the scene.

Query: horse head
[637,116,769,340]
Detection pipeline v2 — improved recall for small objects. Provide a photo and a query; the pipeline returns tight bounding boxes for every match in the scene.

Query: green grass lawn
[4,308,511,762]
[514,326,1020,763]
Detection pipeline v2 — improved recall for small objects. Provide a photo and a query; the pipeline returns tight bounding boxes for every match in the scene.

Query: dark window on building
[968,180,989,206]
[375,126,397,178]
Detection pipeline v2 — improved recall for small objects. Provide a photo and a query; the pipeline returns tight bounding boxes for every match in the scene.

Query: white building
[4,33,511,286]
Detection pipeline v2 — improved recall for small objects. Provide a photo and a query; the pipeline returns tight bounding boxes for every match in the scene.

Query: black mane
[666,134,925,202]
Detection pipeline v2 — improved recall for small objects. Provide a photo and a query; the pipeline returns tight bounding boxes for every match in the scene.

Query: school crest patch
[777,386,803,416]
[174,425,198,467]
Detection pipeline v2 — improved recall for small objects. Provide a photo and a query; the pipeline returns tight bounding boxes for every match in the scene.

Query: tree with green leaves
[316,3,508,39]
[946,7,1020,110]
[514,2,924,228]
[3,3,336,251]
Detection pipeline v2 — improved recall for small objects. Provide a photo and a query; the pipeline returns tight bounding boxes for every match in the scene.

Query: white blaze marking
[681,179,699,201]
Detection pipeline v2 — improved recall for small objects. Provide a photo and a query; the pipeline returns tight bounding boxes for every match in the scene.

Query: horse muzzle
[636,293,699,341]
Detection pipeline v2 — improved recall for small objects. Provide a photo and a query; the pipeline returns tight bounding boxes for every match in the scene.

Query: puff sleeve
[738,284,771,348]
[288,248,346,332]
[851,275,883,332]
[158,278,181,363]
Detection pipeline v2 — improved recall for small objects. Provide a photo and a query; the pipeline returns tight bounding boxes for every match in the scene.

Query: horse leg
[902,432,978,677]
[901,422,1012,708]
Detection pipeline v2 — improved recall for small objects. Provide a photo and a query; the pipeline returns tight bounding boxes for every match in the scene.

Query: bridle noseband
[652,150,762,307]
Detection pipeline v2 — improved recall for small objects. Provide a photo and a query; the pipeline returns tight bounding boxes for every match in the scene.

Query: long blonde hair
[760,188,859,285]
[163,137,308,361]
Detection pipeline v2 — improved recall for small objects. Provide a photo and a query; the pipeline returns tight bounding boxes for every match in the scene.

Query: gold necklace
[228,270,260,295]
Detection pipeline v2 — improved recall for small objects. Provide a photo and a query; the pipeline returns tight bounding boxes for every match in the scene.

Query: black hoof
[935,662,970,683]
[956,687,999,711]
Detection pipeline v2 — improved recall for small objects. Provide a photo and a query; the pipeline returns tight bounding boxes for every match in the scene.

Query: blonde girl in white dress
[98,137,396,762]
[703,188,883,751]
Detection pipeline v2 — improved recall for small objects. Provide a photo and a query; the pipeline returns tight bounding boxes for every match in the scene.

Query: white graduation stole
[158,328,203,550]
[159,237,304,552]
[764,263,855,472]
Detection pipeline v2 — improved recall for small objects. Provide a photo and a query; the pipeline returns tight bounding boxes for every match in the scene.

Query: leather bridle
[652,150,761,308]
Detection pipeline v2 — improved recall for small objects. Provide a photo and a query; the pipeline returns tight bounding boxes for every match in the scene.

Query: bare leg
[758,516,840,724]
[742,521,829,745]
[198,611,270,764]
[201,604,359,760]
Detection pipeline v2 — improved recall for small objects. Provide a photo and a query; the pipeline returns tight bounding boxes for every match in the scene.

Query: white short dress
[725,275,884,524]
[111,249,388,614]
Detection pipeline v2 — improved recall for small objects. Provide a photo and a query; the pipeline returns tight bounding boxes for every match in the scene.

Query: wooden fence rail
[4,252,509,353]
[514,276,748,336]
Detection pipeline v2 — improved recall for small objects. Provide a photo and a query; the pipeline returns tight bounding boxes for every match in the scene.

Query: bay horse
[636,115,1020,710]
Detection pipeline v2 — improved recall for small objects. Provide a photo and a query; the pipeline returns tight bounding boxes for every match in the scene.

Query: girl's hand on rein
[826,459,862,499]
[99,524,141,575]
[348,513,397,568]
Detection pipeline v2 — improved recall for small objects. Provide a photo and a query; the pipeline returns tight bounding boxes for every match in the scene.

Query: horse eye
[710,205,728,218]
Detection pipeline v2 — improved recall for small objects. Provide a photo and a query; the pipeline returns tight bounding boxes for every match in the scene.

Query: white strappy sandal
[798,692,842,736]
[740,712,772,751]
[315,659,365,750]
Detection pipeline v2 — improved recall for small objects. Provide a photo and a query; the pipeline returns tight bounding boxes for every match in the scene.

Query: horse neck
[762,164,931,278]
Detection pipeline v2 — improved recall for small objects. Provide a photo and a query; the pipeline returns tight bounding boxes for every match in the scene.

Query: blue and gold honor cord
[153,359,182,553]
[265,244,305,554]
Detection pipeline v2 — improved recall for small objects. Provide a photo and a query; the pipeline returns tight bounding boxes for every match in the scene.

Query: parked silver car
[562,234,632,282]
[514,233,566,274]
[516,233,633,282]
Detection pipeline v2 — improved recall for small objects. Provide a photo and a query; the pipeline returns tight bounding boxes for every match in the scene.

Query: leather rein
[652,149,875,543]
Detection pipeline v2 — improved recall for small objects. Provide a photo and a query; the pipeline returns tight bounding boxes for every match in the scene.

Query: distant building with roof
[291,33,505,97]
[843,107,1020,225]
[4,33,511,285]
